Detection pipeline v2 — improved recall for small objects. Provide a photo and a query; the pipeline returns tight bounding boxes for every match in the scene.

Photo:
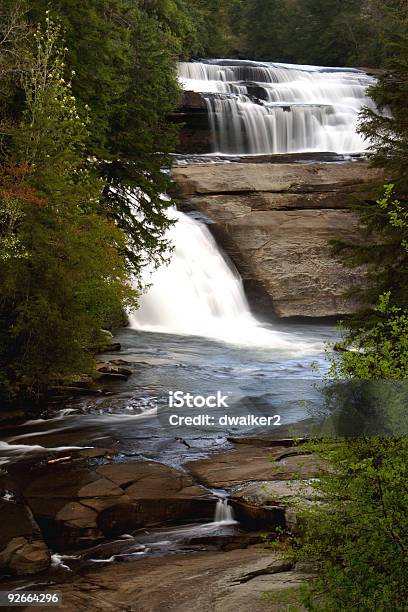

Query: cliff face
[171,92,213,154]
[172,161,383,318]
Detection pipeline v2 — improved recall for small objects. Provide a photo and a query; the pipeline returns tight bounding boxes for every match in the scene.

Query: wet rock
[214,562,315,612]
[187,442,325,531]
[109,359,133,367]
[98,462,205,498]
[98,496,214,537]
[77,448,116,460]
[231,480,322,532]
[10,460,213,550]
[56,502,99,528]
[97,503,144,537]
[180,90,208,111]
[96,462,214,537]
[96,361,132,381]
[11,546,313,611]
[172,91,213,154]
[231,499,286,531]
[1,538,50,576]
[9,464,129,549]
[0,474,50,576]
[23,467,123,500]
[186,444,291,487]
[172,161,382,197]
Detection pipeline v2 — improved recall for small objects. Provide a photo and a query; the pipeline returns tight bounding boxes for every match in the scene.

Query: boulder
[96,361,132,381]
[180,90,208,111]
[186,442,326,531]
[1,538,50,576]
[231,479,323,532]
[0,474,50,576]
[96,462,214,537]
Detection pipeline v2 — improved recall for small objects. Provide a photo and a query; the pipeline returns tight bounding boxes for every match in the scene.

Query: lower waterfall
[129,209,322,354]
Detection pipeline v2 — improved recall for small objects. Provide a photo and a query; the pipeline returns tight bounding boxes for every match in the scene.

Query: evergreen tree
[28,1,181,279]
[243,0,406,67]
[360,2,408,189]
[333,4,408,313]
[0,16,134,397]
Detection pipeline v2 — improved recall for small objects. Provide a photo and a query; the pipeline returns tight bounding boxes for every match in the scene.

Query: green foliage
[331,293,408,379]
[188,0,242,56]
[242,0,407,67]
[27,1,181,278]
[359,4,408,189]
[1,0,248,400]
[296,437,408,611]
[330,182,408,382]
[0,16,135,397]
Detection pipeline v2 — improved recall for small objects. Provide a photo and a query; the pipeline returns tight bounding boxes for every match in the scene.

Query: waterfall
[178,59,376,155]
[214,497,236,525]
[129,209,322,353]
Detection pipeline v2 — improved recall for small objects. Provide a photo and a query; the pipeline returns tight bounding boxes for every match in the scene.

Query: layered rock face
[171,92,213,154]
[172,161,382,317]
[0,473,50,576]
[7,450,213,553]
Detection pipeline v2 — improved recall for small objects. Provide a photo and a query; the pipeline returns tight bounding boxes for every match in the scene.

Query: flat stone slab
[172,161,382,196]
[214,565,314,612]
[186,445,321,488]
[3,545,314,611]
[97,462,205,498]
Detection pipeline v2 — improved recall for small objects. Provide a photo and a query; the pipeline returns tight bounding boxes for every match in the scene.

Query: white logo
[169,391,229,409]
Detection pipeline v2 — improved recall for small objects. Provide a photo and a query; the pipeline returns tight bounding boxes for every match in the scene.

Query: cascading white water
[129,209,322,353]
[178,59,376,155]
[214,497,236,524]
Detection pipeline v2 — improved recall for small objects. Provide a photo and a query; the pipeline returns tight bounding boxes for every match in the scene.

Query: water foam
[178,59,375,155]
[129,209,323,355]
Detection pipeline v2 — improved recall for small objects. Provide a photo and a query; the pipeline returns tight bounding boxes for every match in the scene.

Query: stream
[1,320,336,468]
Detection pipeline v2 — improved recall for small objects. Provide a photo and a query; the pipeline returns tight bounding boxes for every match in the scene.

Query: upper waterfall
[178,59,376,156]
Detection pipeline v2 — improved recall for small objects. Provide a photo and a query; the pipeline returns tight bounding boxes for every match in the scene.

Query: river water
[0,319,336,468]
